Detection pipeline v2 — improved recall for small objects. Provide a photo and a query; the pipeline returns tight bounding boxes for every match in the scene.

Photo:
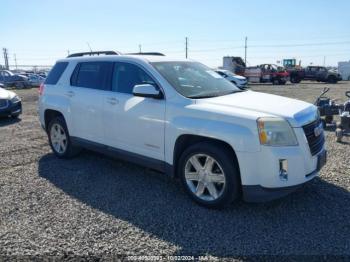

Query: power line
[249,40,350,48]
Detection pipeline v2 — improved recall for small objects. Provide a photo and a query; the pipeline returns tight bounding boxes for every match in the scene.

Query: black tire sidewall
[178,142,240,208]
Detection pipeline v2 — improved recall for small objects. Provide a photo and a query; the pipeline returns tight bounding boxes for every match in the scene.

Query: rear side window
[45,62,68,85]
[71,62,113,90]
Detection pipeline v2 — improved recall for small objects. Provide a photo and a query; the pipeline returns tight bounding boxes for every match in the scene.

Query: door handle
[107,97,118,105]
[65,91,75,97]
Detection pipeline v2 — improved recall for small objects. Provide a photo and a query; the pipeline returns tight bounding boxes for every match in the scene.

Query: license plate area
[317,150,327,171]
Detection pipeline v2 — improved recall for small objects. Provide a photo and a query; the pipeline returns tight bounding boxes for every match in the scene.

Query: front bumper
[237,127,326,202]
[242,180,310,202]
[0,101,22,117]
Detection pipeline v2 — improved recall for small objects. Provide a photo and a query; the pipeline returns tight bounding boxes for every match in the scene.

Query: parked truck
[244,64,289,85]
[222,56,246,76]
[288,66,342,84]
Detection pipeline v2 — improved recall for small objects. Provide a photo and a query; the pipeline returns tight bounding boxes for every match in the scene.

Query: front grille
[302,119,325,156]
[0,99,9,109]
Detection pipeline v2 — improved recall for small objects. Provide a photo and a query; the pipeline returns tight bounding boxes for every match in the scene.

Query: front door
[103,62,166,161]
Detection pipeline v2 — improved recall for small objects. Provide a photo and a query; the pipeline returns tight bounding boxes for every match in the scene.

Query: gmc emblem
[314,124,323,137]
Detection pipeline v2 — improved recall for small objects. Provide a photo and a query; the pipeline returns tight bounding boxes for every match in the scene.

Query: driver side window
[112,62,156,94]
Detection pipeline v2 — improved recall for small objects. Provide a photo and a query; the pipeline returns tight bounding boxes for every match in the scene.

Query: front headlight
[257,117,298,146]
[11,95,21,103]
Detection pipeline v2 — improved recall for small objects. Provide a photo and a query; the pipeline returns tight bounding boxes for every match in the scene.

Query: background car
[27,74,45,87]
[0,70,29,88]
[0,85,22,118]
[215,69,248,89]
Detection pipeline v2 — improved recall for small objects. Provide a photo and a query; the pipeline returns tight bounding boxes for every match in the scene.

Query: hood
[0,87,16,100]
[232,74,246,80]
[196,91,318,127]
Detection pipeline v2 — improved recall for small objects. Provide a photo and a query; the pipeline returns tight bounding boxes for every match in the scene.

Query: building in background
[338,61,350,80]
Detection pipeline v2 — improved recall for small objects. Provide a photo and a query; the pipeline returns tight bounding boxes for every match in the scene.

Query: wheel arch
[172,134,241,182]
[44,109,65,132]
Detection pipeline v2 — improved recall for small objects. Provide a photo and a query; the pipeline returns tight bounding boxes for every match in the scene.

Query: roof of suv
[58,55,190,64]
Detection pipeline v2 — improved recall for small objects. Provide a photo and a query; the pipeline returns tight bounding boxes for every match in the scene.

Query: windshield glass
[151,61,241,98]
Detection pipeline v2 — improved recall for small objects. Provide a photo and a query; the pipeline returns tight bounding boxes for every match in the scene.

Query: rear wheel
[178,142,240,208]
[290,76,301,83]
[48,116,80,158]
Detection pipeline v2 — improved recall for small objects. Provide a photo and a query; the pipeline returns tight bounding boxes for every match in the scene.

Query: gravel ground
[0,82,349,259]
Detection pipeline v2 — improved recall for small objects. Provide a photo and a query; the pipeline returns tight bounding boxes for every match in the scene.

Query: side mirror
[132,84,163,99]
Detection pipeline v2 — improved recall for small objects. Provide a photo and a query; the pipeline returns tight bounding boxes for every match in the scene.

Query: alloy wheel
[184,154,226,201]
[50,123,67,154]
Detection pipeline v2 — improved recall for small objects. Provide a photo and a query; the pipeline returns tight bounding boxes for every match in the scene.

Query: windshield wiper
[188,90,244,99]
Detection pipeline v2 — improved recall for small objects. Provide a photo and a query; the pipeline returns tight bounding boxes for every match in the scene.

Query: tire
[11,113,20,119]
[278,80,286,85]
[15,82,25,89]
[178,141,241,208]
[321,119,326,128]
[47,116,80,158]
[327,76,337,84]
[272,79,279,85]
[290,76,301,84]
[325,115,333,124]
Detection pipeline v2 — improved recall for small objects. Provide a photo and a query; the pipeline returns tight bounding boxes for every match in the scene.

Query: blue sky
[1,0,350,68]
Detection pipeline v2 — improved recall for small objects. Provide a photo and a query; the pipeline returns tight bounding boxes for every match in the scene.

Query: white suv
[39,51,326,208]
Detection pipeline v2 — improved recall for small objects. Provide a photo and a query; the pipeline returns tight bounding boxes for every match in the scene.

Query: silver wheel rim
[50,123,67,154]
[184,154,226,201]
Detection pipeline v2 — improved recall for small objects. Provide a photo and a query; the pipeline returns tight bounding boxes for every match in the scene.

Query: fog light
[279,159,288,181]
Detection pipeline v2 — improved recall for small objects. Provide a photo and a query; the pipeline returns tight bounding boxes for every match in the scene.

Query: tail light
[39,83,45,96]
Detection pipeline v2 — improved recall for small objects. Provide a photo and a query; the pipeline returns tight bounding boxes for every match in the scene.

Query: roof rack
[67,51,120,58]
[126,52,165,56]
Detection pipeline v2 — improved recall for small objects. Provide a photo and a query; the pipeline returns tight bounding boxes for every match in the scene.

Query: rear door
[102,62,166,161]
[69,61,113,144]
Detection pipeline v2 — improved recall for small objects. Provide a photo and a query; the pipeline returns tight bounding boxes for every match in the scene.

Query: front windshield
[151,61,241,98]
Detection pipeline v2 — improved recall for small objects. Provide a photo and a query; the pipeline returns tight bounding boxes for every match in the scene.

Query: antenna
[86,42,93,53]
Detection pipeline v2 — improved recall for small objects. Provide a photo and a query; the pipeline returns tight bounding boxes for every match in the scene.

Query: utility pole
[244,37,247,65]
[185,37,188,59]
[67,50,70,56]
[14,54,17,70]
[3,48,9,70]
[323,56,326,67]
[139,44,142,53]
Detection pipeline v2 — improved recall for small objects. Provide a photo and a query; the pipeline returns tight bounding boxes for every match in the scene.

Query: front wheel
[48,116,80,158]
[178,142,241,208]
[15,82,25,89]
[327,76,337,84]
